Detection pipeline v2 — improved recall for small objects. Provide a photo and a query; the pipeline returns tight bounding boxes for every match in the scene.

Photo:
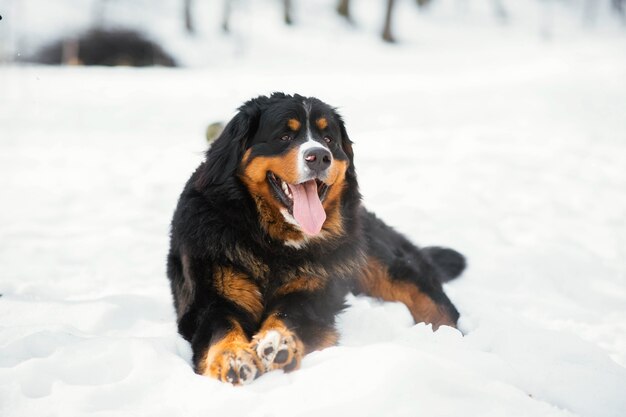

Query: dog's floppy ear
[196,103,260,188]
[335,111,356,176]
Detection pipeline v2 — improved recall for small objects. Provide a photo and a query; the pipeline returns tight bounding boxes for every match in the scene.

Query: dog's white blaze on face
[298,99,332,182]
[273,100,333,240]
[297,138,329,182]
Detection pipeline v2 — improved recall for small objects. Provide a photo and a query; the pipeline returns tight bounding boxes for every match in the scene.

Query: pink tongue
[288,180,326,236]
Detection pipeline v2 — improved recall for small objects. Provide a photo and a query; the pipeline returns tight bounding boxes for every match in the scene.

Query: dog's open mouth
[267,172,329,236]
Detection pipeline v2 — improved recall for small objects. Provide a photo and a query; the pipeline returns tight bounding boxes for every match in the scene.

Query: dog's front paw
[251,328,304,373]
[202,342,262,385]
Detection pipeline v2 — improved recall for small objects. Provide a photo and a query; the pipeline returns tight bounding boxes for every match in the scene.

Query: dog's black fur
[167,93,464,384]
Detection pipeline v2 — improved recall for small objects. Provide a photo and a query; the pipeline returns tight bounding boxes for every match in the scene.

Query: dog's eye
[324,136,333,144]
[280,135,292,142]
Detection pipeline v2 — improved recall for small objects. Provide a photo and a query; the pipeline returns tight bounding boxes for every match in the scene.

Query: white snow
[1,1,626,416]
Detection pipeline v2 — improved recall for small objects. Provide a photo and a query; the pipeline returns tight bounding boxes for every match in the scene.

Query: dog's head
[198,93,356,244]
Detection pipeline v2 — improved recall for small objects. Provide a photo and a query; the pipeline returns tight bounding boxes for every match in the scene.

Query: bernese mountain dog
[167,93,465,385]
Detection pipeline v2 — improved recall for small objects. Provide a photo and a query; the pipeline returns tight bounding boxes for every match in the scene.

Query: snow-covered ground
[1,1,626,416]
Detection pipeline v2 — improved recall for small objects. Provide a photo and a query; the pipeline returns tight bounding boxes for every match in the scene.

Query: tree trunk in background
[222,0,231,32]
[284,0,293,25]
[613,0,626,23]
[337,0,352,21]
[184,0,195,35]
[492,0,508,21]
[382,0,396,43]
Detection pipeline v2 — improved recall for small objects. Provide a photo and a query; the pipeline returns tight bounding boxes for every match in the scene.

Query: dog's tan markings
[239,135,350,242]
[240,148,307,241]
[198,320,262,385]
[242,147,301,186]
[251,315,304,373]
[275,276,326,297]
[321,200,344,237]
[287,118,301,132]
[313,159,349,238]
[213,266,263,322]
[315,117,328,130]
[242,148,253,166]
[325,160,348,204]
[357,257,457,329]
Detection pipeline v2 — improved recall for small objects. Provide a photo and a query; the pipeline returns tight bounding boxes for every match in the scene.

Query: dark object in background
[219,0,400,42]
[184,0,196,34]
[283,0,293,25]
[614,0,626,20]
[382,0,396,43]
[337,0,351,21]
[336,0,397,42]
[205,121,225,144]
[34,29,177,67]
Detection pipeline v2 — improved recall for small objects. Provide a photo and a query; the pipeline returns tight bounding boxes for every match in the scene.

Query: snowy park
[1,1,626,416]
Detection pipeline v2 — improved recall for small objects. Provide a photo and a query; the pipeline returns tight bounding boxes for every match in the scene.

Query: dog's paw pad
[274,348,289,364]
[252,328,303,373]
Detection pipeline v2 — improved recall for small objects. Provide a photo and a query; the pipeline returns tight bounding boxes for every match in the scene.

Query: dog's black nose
[304,148,332,172]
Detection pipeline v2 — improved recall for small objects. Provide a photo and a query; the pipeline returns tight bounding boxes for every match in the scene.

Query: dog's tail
[422,246,466,283]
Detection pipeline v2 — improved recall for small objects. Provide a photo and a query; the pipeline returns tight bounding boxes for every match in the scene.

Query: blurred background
[1,0,625,66]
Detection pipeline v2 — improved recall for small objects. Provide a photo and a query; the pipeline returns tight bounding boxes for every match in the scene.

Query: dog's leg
[251,280,346,373]
[358,210,462,329]
[181,262,265,385]
[356,256,458,329]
